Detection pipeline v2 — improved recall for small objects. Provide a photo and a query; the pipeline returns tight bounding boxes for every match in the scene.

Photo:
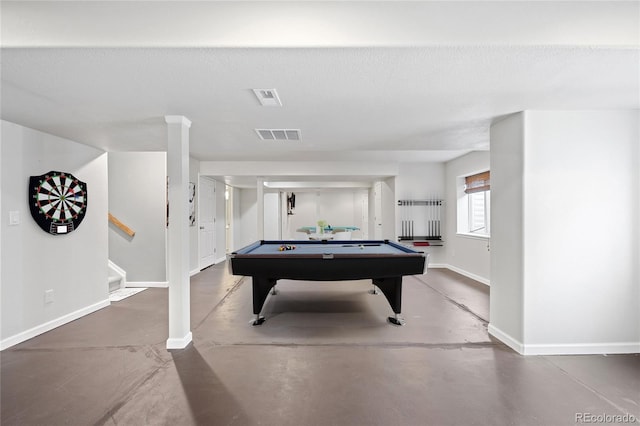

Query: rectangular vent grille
[252,89,282,107]
[256,129,301,141]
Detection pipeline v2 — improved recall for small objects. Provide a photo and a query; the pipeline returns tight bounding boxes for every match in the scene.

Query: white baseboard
[108,259,127,288]
[488,323,524,354]
[522,341,640,356]
[193,256,226,274]
[1,299,111,351]
[433,264,490,286]
[126,281,168,288]
[488,324,640,355]
[166,331,193,350]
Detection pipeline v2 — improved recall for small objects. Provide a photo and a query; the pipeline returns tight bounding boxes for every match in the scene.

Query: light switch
[9,211,20,226]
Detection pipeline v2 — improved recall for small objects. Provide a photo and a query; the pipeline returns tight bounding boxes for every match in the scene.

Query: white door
[199,177,216,269]
[357,190,369,239]
[374,181,383,239]
[225,185,233,254]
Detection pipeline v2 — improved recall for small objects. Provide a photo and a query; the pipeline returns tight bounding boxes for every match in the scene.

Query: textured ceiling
[1,1,639,185]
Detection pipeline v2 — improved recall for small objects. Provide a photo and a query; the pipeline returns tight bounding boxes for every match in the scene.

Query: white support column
[165,115,192,350]
[257,177,265,239]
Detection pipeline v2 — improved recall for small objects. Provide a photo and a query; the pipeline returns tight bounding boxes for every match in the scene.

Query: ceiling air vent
[255,129,301,141]
[252,89,282,107]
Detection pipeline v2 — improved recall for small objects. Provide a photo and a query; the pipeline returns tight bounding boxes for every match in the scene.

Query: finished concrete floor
[1,264,638,425]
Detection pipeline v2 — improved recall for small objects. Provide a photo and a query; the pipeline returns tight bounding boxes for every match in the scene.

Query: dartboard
[29,171,88,235]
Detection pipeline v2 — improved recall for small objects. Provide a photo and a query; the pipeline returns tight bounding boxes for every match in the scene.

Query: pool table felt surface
[233,240,421,257]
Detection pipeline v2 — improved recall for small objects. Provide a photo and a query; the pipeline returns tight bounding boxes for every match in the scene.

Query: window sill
[456,232,490,241]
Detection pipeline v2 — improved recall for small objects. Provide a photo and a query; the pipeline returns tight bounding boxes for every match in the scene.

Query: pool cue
[427,199,435,237]
[410,199,414,239]
[436,198,440,237]
[400,200,404,238]
[400,200,402,238]
[402,200,407,239]
[432,197,436,237]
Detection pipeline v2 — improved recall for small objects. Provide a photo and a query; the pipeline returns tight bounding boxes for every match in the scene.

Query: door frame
[198,175,216,270]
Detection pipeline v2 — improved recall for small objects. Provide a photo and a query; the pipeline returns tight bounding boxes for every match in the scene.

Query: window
[468,190,490,234]
[458,171,490,237]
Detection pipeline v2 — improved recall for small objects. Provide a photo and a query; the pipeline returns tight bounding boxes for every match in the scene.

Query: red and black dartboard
[29,171,88,235]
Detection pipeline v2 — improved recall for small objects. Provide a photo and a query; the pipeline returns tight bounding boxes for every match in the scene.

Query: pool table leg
[252,276,277,325]
[372,277,405,325]
[388,313,405,326]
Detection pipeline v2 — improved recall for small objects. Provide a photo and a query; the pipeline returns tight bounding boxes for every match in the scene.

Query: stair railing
[108,213,135,237]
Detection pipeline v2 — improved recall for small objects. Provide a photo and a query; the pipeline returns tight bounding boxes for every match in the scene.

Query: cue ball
[359,245,364,249]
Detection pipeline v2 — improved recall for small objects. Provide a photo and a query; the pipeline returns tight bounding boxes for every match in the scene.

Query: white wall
[283,190,368,239]
[490,110,639,355]
[318,191,365,234]
[380,177,396,240]
[231,186,241,251]
[523,110,639,353]
[108,152,167,284]
[285,191,317,237]
[236,187,372,243]
[237,188,258,249]
[189,157,200,273]
[369,185,376,238]
[444,152,491,282]
[395,163,445,200]
[371,179,396,240]
[396,162,446,264]
[1,121,109,349]
[264,191,280,240]
[352,190,369,239]
[488,114,524,346]
[214,180,226,262]
[200,161,398,179]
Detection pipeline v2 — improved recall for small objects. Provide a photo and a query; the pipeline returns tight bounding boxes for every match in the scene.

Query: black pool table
[229,239,427,325]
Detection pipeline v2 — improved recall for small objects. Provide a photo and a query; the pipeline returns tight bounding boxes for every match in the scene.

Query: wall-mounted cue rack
[398,199,443,243]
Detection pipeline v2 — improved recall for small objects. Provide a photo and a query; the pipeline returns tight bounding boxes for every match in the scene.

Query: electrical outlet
[9,211,20,226]
[44,289,54,304]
